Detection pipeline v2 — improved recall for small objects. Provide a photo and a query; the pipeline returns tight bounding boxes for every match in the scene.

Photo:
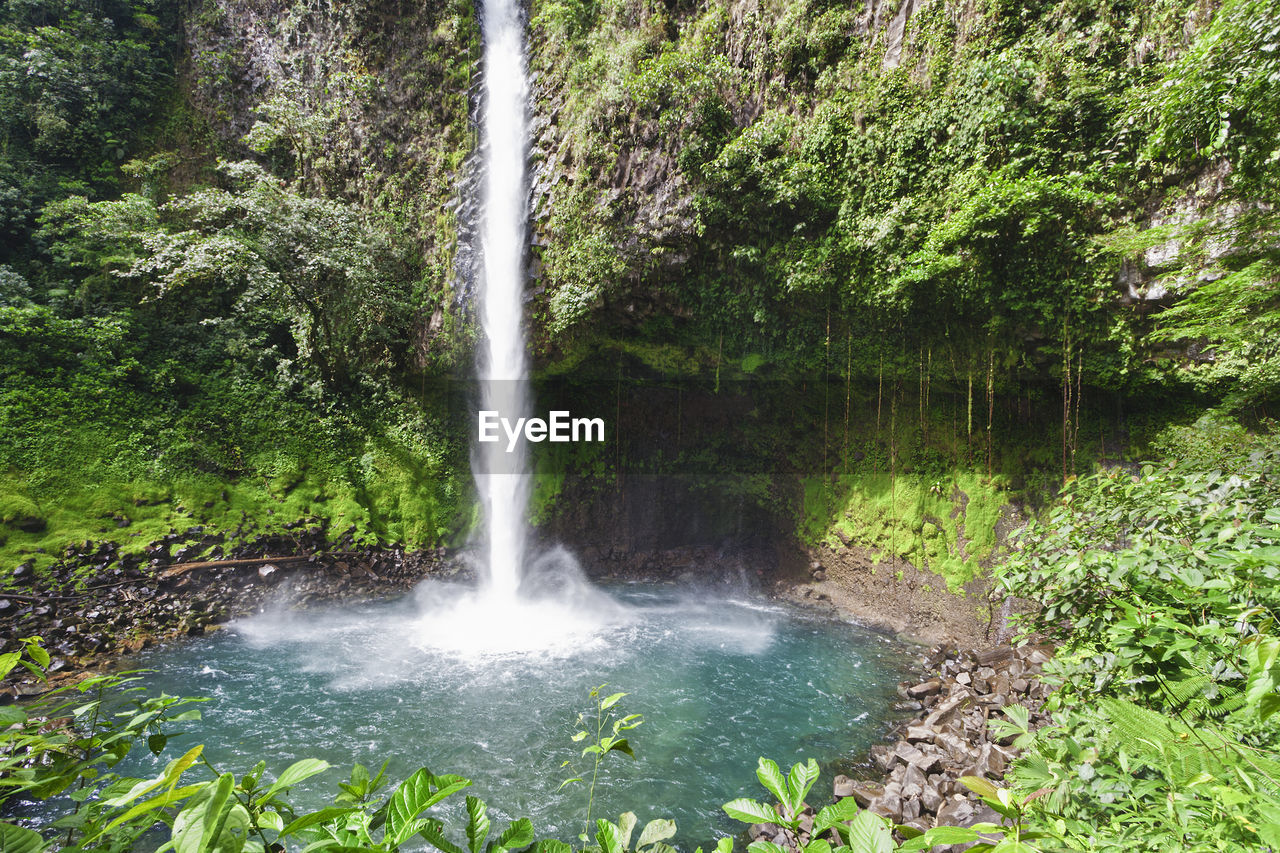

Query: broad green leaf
[534,841,572,853]
[279,807,357,838]
[989,840,1034,852]
[958,776,999,800]
[813,797,861,837]
[747,842,784,853]
[0,654,20,682]
[171,774,248,853]
[492,818,533,852]
[0,821,46,853]
[256,812,284,833]
[106,745,203,808]
[596,819,624,853]
[466,796,490,853]
[785,759,819,811]
[636,819,676,849]
[755,758,788,805]
[0,705,28,727]
[600,692,626,710]
[258,759,331,804]
[844,811,891,853]
[723,798,780,825]
[25,645,50,670]
[102,784,204,833]
[605,738,635,759]
[421,819,466,853]
[616,813,637,850]
[1246,637,1280,720]
[387,769,471,846]
[898,825,981,851]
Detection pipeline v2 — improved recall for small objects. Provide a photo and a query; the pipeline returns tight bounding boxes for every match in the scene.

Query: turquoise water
[122,582,913,847]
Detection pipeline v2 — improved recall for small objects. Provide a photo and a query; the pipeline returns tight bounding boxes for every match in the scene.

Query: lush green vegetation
[985,421,1280,850]
[0,1,479,575]
[527,0,1280,428]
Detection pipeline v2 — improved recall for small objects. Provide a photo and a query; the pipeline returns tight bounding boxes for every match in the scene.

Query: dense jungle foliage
[1,0,1279,848]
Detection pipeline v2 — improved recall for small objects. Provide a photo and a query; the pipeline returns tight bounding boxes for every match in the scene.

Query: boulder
[906,679,943,699]
[833,774,857,799]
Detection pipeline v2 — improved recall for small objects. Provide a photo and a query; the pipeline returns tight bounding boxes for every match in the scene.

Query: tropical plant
[560,685,643,841]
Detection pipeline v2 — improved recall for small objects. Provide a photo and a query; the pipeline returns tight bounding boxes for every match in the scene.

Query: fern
[1099,698,1222,786]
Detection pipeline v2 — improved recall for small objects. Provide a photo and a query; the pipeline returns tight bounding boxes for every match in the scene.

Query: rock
[924,692,972,727]
[975,646,1014,667]
[870,744,895,772]
[867,793,903,823]
[849,781,883,807]
[921,781,945,815]
[901,763,927,791]
[833,774,856,798]
[934,796,975,827]
[934,731,973,762]
[894,741,926,767]
[905,725,936,743]
[906,679,943,698]
[1022,646,1054,666]
[915,746,945,774]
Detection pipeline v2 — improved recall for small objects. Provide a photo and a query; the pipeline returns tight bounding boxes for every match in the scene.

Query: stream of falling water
[475,0,531,603]
[407,0,625,656]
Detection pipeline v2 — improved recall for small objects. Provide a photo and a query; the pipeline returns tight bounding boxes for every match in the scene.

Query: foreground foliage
[992,429,1280,850]
[0,648,1028,853]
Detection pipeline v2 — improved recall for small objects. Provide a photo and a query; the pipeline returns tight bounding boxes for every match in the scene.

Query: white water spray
[475,0,532,602]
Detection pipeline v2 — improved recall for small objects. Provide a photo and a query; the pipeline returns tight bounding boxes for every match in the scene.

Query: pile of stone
[742,640,1049,845]
[745,643,1054,851]
[835,643,1054,838]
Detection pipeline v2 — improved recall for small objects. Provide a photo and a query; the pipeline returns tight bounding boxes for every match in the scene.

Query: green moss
[801,468,1006,592]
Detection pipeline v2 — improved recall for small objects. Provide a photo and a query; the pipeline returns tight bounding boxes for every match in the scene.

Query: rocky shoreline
[745,641,1053,851]
[0,525,448,696]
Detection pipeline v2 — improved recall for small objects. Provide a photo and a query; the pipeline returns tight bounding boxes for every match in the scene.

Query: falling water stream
[475,0,532,602]
[410,0,626,655]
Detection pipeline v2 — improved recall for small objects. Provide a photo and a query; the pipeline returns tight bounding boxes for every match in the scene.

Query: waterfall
[407,0,626,657]
[475,0,532,601]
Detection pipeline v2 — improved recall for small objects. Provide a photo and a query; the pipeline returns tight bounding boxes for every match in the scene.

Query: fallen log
[159,553,351,579]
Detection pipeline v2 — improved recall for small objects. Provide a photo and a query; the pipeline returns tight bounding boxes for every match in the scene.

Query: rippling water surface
[123,582,913,845]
